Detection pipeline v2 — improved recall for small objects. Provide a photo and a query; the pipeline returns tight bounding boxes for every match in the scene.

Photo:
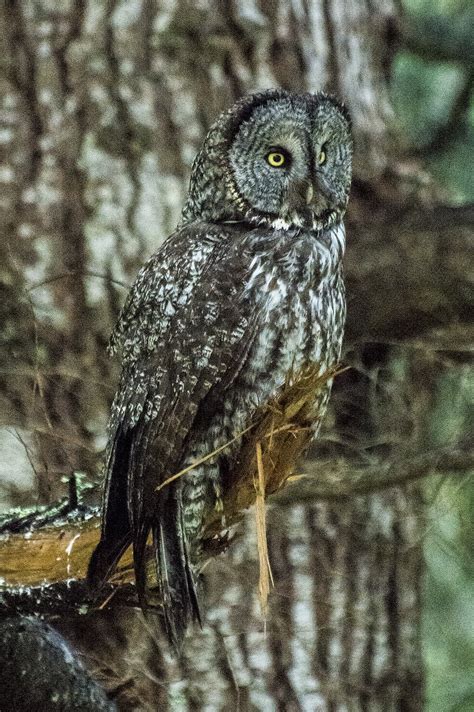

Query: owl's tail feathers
[88,495,201,651]
[87,428,133,592]
[87,532,132,592]
[87,422,201,650]
[150,487,202,651]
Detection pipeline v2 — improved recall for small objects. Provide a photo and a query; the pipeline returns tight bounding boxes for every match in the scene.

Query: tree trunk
[1,1,470,709]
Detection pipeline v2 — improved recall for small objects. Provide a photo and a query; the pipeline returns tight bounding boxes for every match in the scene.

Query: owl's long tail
[88,428,201,652]
[87,428,134,594]
[150,485,202,650]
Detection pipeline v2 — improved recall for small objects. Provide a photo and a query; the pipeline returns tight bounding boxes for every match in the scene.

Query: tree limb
[274,446,474,504]
[1,440,471,615]
[401,12,474,66]
[345,202,473,343]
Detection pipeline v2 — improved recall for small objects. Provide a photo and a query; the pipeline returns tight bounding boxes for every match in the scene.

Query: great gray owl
[88,89,352,649]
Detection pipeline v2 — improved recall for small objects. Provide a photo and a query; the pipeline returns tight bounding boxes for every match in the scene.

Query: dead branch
[0,366,335,607]
[345,203,473,344]
[273,445,474,504]
[0,367,472,616]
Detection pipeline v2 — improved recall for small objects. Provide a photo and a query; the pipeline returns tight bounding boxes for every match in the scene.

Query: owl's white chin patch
[270,215,323,231]
[248,208,338,232]
[270,212,330,232]
[270,217,294,231]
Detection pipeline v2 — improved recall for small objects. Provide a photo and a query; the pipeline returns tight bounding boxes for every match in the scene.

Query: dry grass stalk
[155,424,255,493]
[255,441,274,617]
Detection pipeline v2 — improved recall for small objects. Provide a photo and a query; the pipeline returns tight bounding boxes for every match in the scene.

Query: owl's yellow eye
[318,147,327,165]
[266,151,286,168]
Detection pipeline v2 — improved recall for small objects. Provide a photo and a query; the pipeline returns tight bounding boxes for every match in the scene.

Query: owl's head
[181,90,352,231]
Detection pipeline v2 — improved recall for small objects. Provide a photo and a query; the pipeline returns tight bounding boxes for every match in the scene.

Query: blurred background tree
[393,1,474,709]
[0,0,472,709]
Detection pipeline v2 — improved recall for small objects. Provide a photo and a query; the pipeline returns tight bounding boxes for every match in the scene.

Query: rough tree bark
[1,1,471,710]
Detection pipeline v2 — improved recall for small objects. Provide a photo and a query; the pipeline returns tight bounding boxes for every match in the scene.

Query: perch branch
[0,365,335,609]
[0,367,472,614]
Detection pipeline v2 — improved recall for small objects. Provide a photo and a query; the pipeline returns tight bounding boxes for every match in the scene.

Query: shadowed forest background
[0,0,472,710]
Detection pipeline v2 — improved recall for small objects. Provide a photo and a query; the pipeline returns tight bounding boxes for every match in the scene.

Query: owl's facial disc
[228,95,352,230]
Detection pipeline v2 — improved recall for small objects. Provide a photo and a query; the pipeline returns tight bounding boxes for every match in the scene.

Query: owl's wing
[88,223,257,647]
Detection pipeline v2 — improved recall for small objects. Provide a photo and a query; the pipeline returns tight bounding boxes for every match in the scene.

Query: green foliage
[392,55,465,146]
[425,477,474,712]
[391,1,474,201]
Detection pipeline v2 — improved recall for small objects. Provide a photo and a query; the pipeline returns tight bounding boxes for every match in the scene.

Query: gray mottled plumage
[88,90,352,649]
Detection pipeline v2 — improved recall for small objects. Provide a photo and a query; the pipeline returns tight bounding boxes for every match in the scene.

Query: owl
[88,89,352,649]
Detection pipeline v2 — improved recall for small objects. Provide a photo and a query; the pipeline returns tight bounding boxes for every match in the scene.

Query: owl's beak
[307,178,331,214]
[284,179,330,220]
[283,177,339,226]
[314,173,338,205]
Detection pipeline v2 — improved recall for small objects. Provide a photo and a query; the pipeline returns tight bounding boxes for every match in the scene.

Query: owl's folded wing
[88,223,257,642]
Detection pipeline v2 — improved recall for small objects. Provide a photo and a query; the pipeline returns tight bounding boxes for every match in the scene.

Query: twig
[27,270,129,292]
[155,424,255,492]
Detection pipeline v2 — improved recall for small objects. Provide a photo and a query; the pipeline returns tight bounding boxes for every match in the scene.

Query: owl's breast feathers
[242,221,346,376]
